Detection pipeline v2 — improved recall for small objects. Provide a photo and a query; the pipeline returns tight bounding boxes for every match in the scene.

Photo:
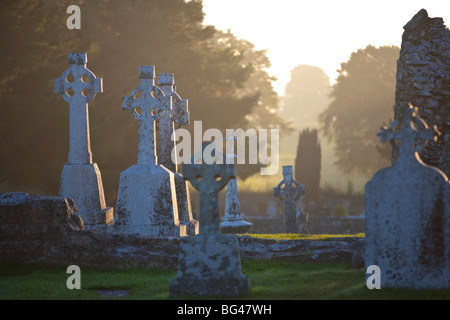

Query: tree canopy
[0,0,287,204]
[319,45,400,177]
[281,65,331,125]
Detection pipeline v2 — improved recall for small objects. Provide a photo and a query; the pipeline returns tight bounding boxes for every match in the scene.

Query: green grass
[242,233,365,241]
[1,259,449,300]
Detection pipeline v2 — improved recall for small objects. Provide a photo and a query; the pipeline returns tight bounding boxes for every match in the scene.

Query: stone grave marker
[156,73,198,236]
[365,104,450,289]
[220,131,252,234]
[54,52,113,227]
[274,165,305,233]
[114,66,186,237]
[169,161,250,297]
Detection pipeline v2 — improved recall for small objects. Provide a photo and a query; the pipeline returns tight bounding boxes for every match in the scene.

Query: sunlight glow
[202,0,450,94]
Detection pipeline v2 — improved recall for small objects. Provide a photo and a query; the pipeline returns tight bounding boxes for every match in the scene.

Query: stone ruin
[364,9,450,290]
[393,9,450,175]
[365,104,449,289]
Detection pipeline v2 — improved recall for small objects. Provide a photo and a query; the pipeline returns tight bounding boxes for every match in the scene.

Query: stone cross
[171,159,250,298]
[220,132,253,234]
[156,73,189,172]
[53,53,113,226]
[274,165,305,233]
[183,162,235,235]
[54,53,102,165]
[379,103,440,162]
[115,65,187,237]
[122,66,169,166]
[156,73,198,236]
[365,104,449,289]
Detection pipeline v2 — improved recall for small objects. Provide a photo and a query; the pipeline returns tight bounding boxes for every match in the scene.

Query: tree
[281,65,331,125]
[207,30,291,179]
[319,45,400,177]
[0,0,286,204]
[294,129,321,204]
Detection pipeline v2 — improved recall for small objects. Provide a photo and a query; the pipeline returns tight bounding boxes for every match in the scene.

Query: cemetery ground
[1,234,450,300]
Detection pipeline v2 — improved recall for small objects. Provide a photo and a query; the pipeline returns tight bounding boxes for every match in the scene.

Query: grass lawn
[242,233,365,241]
[1,259,449,300]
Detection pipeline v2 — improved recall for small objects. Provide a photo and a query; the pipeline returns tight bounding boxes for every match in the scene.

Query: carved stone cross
[183,162,235,235]
[122,66,169,166]
[53,53,113,226]
[378,103,440,162]
[156,73,189,172]
[274,165,305,233]
[54,53,102,165]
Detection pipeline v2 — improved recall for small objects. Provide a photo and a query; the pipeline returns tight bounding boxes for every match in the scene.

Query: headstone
[220,132,252,234]
[169,161,250,297]
[54,53,113,227]
[365,104,450,289]
[274,165,305,233]
[266,199,278,217]
[393,9,450,176]
[114,66,186,237]
[156,73,198,236]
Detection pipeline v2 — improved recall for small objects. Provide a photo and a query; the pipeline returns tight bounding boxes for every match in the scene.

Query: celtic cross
[54,53,102,165]
[156,73,189,172]
[378,104,440,162]
[183,162,235,235]
[122,66,169,166]
[274,165,305,233]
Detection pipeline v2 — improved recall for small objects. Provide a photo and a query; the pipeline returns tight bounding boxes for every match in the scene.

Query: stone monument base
[220,219,253,234]
[59,163,113,226]
[115,164,187,237]
[169,234,251,297]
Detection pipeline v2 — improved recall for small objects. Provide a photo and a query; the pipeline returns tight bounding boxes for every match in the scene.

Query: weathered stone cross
[122,66,169,166]
[54,53,102,165]
[53,53,113,226]
[116,66,185,237]
[274,165,305,233]
[183,161,235,235]
[156,73,198,236]
[156,73,189,172]
[378,103,440,161]
[171,159,251,297]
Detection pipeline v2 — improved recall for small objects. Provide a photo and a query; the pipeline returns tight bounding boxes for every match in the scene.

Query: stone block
[114,164,187,237]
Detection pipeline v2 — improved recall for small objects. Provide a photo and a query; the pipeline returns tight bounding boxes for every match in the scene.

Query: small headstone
[54,53,113,227]
[114,66,186,237]
[365,104,450,289]
[169,161,250,298]
[220,132,252,234]
[274,165,305,233]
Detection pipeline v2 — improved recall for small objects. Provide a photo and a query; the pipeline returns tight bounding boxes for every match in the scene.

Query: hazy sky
[202,0,450,95]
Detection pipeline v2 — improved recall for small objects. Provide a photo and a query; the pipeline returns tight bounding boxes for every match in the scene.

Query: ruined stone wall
[0,192,364,269]
[394,9,450,175]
